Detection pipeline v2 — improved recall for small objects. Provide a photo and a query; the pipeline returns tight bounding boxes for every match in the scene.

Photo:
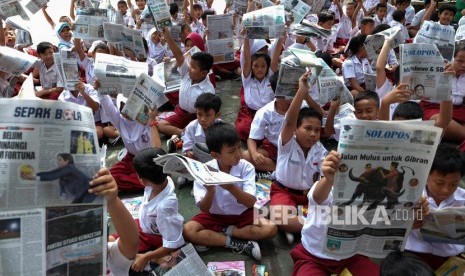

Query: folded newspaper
[304,0,331,14]
[5,18,33,49]
[399,43,452,102]
[53,49,80,91]
[317,61,353,105]
[322,118,441,259]
[147,0,172,30]
[0,0,29,20]
[281,0,311,24]
[206,14,235,64]
[243,5,286,39]
[420,207,465,245]
[121,73,169,125]
[232,0,247,15]
[24,0,49,14]
[153,154,244,185]
[0,46,38,76]
[413,20,455,61]
[74,7,109,40]
[289,19,331,39]
[103,22,147,60]
[0,99,105,275]
[364,26,403,61]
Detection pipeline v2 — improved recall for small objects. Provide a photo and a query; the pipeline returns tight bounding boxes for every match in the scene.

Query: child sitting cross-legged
[183,122,277,260]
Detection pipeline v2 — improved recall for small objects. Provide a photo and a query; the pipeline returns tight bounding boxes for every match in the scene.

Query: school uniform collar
[424,187,465,208]
[194,121,204,137]
[42,61,56,72]
[192,76,211,89]
[290,139,324,164]
[62,90,82,100]
[143,177,175,205]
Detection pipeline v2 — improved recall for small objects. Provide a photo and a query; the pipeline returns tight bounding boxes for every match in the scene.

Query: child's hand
[444,60,455,75]
[205,184,216,192]
[298,71,311,93]
[329,97,341,111]
[162,56,171,63]
[251,151,266,165]
[185,151,195,159]
[162,27,170,36]
[131,253,149,272]
[148,106,158,124]
[384,83,412,104]
[93,78,101,90]
[321,151,340,184]
[88,168,118,204]
[75,80,85,93]
[412,195,429,229]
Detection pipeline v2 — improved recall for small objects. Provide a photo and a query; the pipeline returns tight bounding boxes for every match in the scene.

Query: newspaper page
[24,0,49,14]
[74,8,108,40]
[232,0,247,15]
[399,43,452,102]
[94,53,148,96]
[206,14,235,64]
[318,62,353,105]
[59,49,80,91]
[413,20,455,61]
[364,73,376,91]
[0,99,105,275]
[303,0,331,14]
[364,26,403,62]
[420,207,465,244]
[121,73,169,125]
[243,5,286,39]
[74,0,94,9]
[289,19,331,39]
[146,0,172,30]
[322,118,441,259]
[0,0,29,20]
[103,22,147,60]
[281,0,311,24]
[456,24,465,42]
[5,18,33,48]
[0,46,38,76]
[151,243,211,276]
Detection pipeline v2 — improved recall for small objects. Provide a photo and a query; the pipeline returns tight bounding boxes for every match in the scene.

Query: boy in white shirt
[334,0,360,48]
[58,80,100,113]
[374,3,390,27]
[118,0,136,29]
[183,122,277,260]
[32,42,64,100]
[423,2,457,26]
[389,10,409,42]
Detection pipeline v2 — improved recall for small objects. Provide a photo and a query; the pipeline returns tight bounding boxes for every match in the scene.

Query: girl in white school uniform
[342,34,373,97]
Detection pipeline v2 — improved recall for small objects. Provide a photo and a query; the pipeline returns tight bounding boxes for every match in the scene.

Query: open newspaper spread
[413,20,455,61]
[0,46,38,76]
[206,14,235,64]
[322,118,441,259]
[0,99,105,275]
[121,73,169,125]
[0,0,29,20]
[24,0,49,14]
[146,0,172,30]
[94,53,148,96]
[103,22,147,60]
[74,7,109,40]
[364,26,403,62]
[53,49,80,91]
[243,5,286,39]
[153,154,244,185]
[420,207,465,244]
[399,43,452,102]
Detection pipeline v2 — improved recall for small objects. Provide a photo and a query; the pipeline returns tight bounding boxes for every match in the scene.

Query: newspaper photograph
[151,243,211,276]
[103,22,147,60]
[243,5,286,39]
[0,99,105,275]
[281,0,311,24]
[0,46,38,76]
[147,0,172,30]
[56,49,80,91]
[321,118,441,259]
[399,43,452,102]
[24,0,49,14]
[0,0,29,20]
[413,20,456,61]
[94,53,148,96]
[420,207,465,245]
[364,26,403,61]
[121,73,169,125]
[74,7,108,40]
[364,73,377,91]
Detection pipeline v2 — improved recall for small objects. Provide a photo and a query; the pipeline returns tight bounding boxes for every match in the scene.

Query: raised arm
[270,37,284,73]
[334,0,344,19]
[41,5,55,29]
[163,28,184,67]
[0,18,4,46]
[75,81,100,112]
[189,0,198,24]
[313,151,340,204]
[149,108,162,148]
[352,0,363,27]
[74,38,86,61]
[70,0,76,21]
[376,37,392,89]
[422,0,437,23]
[378,83,412,120]
[242,37,252,78]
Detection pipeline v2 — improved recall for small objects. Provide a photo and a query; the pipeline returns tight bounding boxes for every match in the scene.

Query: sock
[225,235,232,248]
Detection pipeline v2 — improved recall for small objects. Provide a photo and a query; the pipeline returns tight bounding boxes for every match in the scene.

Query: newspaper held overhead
[0,99,105,275]
[243,5,286,39]
[289,19,331,39]
[413,20,455,61]
[103,22,147,60]
[24,0,49,14]
[74,8,109,40]
[364,26,403,61]
[420,207,465,245]
[94,53,148,96]
[53,49,80,91]
[5,18,33,49]
[281,0,311,24]
[74,0,95,9]
[207,14,235,64]
[0,46,38,76]
[303,0,331,14]
[317,61,353,105]
[121,73,169,125]
[0,0,29,20]
[322,118,442,259]
[146,0,172,30]
[399,43,452,102]
[232,0,247,15]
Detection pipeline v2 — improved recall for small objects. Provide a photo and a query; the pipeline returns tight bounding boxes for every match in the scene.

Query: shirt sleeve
[156,198,185,249]
[181,122,195,153]
[177,59,189,78]
[193,180,207,205]
[85,84,101,104]
[248,109,266,140]
[99,95,122,129]
[342,59,356,80]
[240,161,256,196]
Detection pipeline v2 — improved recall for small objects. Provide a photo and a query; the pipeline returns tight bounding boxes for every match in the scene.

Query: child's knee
[182,221,201,238]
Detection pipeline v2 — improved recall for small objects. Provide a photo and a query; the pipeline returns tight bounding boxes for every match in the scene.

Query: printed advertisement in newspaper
[121,73,169,125]
[94,53,148,96]
[420,207,465,245]
[399,43,452,102]
[74,7,109,40]
[24,0,49,14]
[243,5,286,39]
[54,49,80,91]
[103,22,147,60]
[0,46,38,76]
[207,14,235,64]
[364,26,403,61]
[0,0,29,20]
[322,118,441,259]
[281,0,311,24]
[0,99,105,275]
[147,0,172,30]
[413,20,455,61]
[151,243,211,276]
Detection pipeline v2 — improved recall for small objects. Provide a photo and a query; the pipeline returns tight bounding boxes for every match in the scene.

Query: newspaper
[74,0,95,9]
[322,118,441,259]
[243,5,286,39]
[94,53,148,96]
[74,8,109,40]
[53,49,79,91]
[281,0,311,24]
[364,26,403,61]
[303,0,331,14]
[121,73,169,125]
[151,243,211,276]
[289,19,331,39]
[317,61,353,105]
[103,22,147,60]
[364,73,376,91]
[153,154,245,185]
[420,207,465,244]
[207,14,235,64]
[0,99,105,275]
[413,20,456,61]
[399,43,452,102]
[146,0,172,30]
[435,256,465,276]
[232,0,247,15]
[5,18,32,49]
[0,46,38,76]
[456,24,465,42]
[0,0,29,20]
[24,0,49,14]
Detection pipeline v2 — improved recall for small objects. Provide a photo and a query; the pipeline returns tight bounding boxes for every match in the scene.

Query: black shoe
[228,238,261,260]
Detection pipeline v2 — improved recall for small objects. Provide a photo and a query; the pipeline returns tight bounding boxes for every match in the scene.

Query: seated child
[388,10,409,43]
[147,28,173,64]
[183,122,277,260]
[188,0,205,38]
[58,80,100,112]
[32,42,64,100]
[374,3,390,27]
[55,22,74,52]
[170,3,182,24]
[342,35,373,96]
[117,0,136,29]
[423,1,456,26]
[334,0,359,48]
[405,143,465,270]
[354,90,380,121]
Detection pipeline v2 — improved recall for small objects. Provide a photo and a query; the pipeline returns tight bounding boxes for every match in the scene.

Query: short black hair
[206,122,239,154]
[269,70,279,93]
[133,148,168,184]
[392,10,405,22]
[315,51,332,66]
[392,101,423,120]
[191,52,214,71]
[346,34,366,56]
[395,0,408,5]
[455,41,465,57]
[360,17,375,26]
[430,143,465,177]
[37,41,54,54]
[169,3,179,15]
[381,251,434,276]
[372,23,391,34]
[297,107,322,127]
[354,90,380,106]
[201,10,215,21]
[57,153,74,164]
[438,4,457,15]
[117,0,128,7]
[376,3,387,10]
[318,10,334,24]
[194,93,222,113]
[193,3,203,10]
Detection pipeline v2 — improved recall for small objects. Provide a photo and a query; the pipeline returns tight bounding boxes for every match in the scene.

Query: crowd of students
[2,0,465,275]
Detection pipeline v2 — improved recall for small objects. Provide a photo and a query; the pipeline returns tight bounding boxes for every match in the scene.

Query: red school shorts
[270,181,309,208]
[162,105,197,130]
[260,138,278,160]
[191,208,255,233]
[110,152,145,192]
[112,219,163,253]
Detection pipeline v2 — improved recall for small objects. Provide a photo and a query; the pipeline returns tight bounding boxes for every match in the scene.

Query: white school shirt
[389,21,409,42]
[122,12,136,28]
[342,55,373,87]
[139,177,185,249]
[191,21,205,38]
[107,239,133,276]
[376,79,397,120]
[374,15,389,28]
[39,61,63,89]
[78,55,96,85]
[405,188,465,256]
[182,119,206,154]
[337,14,353,40]
[363,0,378,13]
[411,9,426,28]
[249,100,285,146]
[275,135,327,190]
[451,74,465,105]
[405,4,415,25]
[148,41,171,64]
[58,84,100,108]
[242,70,275,111]
[178,61,215,113]
[193,159,256,215]
[99,95,152,155]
